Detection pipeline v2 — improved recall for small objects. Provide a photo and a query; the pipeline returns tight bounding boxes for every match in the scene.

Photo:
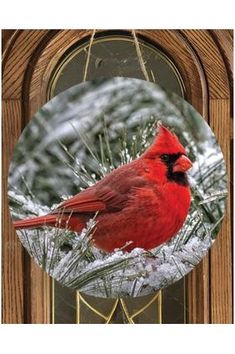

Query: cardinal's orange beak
[173,155,192,173]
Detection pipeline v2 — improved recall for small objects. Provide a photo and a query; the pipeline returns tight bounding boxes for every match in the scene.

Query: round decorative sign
[8,77,227,298]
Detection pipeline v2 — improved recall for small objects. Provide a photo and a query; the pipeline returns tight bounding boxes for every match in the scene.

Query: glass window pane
[48,31,186,324]
[49,33,184,98]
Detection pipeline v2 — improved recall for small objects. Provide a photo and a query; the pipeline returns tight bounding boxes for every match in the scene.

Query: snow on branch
[8,78,227,298]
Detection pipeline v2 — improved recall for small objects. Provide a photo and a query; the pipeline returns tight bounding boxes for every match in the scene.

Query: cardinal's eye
[160,154,170,162]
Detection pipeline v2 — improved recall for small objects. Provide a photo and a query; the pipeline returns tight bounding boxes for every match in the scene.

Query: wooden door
[2,29,233,323]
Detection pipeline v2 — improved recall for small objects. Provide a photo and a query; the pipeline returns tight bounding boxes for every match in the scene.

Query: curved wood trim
[176,30,209,118]
[21,30,60,128]
[26,30,205,116]
[209,30,233,103]
[181,30,230,99]
[2,30,21,70]
[2,30,50,99]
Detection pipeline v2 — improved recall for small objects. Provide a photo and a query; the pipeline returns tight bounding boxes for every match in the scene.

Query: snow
[14,207,215,298]
[8,77,228,298]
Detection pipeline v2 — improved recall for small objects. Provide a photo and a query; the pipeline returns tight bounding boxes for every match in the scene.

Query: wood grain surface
[2,29,233,323]
[2,100,24,323]
[210,99,232,323]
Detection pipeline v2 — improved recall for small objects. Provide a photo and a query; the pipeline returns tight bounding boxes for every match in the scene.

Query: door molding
[2,29,232,323]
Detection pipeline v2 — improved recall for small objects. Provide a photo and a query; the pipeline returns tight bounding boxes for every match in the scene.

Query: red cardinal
[13,125,192,252]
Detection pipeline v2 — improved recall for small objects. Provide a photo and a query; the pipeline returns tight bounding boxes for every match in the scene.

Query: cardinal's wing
[54,185,127,214]
[53,176,147,214]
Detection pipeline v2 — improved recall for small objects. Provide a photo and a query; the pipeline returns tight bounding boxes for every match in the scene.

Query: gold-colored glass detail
[51,278,55,324]
[76,291,162,324]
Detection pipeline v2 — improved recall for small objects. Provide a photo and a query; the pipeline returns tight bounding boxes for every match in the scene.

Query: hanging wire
[83,29,96,82]
[132,29,150,82]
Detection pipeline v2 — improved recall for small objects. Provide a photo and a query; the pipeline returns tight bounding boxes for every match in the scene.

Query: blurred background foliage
[9,77,223,205]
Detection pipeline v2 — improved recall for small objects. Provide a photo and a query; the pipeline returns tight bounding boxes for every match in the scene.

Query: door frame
[2,29,233,323]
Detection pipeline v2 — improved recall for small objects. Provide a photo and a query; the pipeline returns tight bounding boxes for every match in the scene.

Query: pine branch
[8,78,227,297]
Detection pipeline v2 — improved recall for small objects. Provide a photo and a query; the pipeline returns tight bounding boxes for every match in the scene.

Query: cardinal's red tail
[13,214,62,229]
[13,214,87,233]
